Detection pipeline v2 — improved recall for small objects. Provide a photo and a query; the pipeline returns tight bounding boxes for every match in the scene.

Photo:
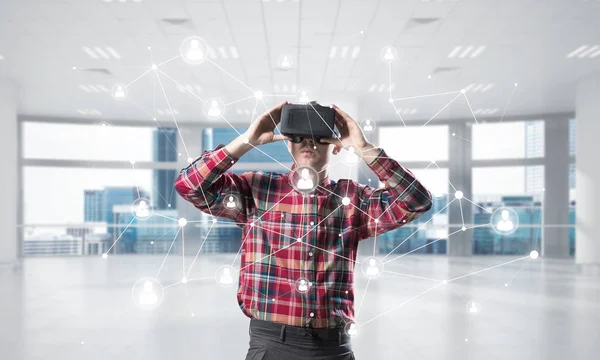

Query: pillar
[447,122,473,256]
[542,119,570,258]
[575,72,600,274]
[0,78,19,268]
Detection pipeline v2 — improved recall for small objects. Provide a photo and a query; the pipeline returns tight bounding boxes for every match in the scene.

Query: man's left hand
[321,104,372,155]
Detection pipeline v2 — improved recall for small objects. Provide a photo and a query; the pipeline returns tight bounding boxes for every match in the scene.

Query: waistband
[249,319,351,346]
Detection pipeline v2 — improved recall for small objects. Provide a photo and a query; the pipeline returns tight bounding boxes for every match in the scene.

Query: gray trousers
[245,319,355,360]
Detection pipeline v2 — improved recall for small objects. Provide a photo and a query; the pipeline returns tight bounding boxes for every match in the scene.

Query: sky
[23,121,537,227]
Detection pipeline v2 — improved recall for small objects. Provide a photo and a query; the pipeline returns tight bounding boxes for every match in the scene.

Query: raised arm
[174,101,291,222]
[321,104,432,239]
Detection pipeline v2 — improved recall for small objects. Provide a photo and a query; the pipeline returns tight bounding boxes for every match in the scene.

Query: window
[378,125,449,162]
[377,168,449,255]
[23,122,158,162]
[472,121,544,160]
[22,167,185,256]
[471,166,543,255]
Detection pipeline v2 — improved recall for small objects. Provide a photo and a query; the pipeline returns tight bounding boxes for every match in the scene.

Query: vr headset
[280,101,336,143]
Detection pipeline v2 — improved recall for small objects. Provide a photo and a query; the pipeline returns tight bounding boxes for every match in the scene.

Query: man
[174,102,432,360]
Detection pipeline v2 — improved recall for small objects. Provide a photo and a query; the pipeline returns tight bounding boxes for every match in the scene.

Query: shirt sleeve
[173,145,252,223]
[356,149,433,240]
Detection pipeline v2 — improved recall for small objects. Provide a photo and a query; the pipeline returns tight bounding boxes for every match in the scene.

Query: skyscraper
[84,190,105,222]
[153,128,178,210]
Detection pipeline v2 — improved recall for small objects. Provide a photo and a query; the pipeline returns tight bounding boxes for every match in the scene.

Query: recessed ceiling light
[82,46,121,59]
[566,45,600,58]
[448,45,486,59]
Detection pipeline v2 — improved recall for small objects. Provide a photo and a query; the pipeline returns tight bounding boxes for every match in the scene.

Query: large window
[471,166,543,255]
[23,122,156,162]
[379,125,449,162]
[472,121,544,160]
[378,168,449,255]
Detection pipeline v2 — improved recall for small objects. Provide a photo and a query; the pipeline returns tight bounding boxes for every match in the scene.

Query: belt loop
[280,325,286,342]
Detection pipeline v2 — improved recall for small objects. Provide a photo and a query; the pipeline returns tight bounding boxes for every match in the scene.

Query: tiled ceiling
[0,0,599,125]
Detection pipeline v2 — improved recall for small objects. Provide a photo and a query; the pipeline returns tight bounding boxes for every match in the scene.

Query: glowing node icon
[490,207,519,235]
[295,278,310,293]
[111,83,128,100]
[203,97,225,120]
[342,197,351,206]
[454,191,464,199]
[180,36,208,65]
[132,277,164,310]
[187,157,194,163]
[215,265,236,287]
[530,250,539,260]
[297,89,311,104]
[292,166,318,194]
[98,121,110,129]
[466,301,481,316]
[178,217,188,227]
[344,322,360,337]
[223,194,240,211]
[359,119,376,133]
[361,257,384,279]
[381,46,398,62]
[278,54,292,70]
[131,198,153,220]
[151,64,157,70]
[181,277,187,284]
[101,253,108,259]
[254,91,263,100]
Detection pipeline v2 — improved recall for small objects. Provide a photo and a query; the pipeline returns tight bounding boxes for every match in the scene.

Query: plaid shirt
[174,146,432,328]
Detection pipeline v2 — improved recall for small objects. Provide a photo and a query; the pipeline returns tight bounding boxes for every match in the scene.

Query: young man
[174,102,432,360]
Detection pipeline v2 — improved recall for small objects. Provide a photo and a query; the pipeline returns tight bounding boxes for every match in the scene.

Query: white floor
[1,253,599,360]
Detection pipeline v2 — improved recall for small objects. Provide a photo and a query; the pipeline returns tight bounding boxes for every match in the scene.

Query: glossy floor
[1,253,598,360]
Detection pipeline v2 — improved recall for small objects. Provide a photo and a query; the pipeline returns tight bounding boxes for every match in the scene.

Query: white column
[575,72,600,274]
[0,78,19,267]
[542,119,570,258]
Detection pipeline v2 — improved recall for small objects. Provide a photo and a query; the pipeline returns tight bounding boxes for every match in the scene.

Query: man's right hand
[225,101,291,159]
[243,101,291,146]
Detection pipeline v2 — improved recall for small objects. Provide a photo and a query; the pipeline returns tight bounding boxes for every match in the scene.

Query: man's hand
[244,101,291,146]
[225,101,290,159]
[321,104,374,156]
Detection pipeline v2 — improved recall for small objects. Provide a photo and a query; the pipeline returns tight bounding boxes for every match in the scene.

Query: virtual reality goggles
[279,101,337,143]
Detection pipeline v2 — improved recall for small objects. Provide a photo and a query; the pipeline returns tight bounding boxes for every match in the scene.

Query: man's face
[288,138,332,170]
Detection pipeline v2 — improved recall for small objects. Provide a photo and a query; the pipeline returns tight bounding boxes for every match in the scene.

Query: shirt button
[310,312,314,317]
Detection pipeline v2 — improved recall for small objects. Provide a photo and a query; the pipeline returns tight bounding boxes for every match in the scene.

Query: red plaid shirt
[174,146,432,328]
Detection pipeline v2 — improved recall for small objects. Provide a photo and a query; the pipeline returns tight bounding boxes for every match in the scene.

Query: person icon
[114,85,125,98]
[139,281,158,305]
[281,55,290,68]
[348,323,357,336]
[384,47,394,60]
[297,168,314,190]
[496,210,514,231]
[226,196,237,209]
[365,258,380,277]
[346,146,359,164]
[469,303,479,314]
[186,39,204,61]
[220,268,233,285]
[208,100,221,117]
[298,279,308,292]
[299,91,309,103]
[136,200,149,217]
[363,119,373,132]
